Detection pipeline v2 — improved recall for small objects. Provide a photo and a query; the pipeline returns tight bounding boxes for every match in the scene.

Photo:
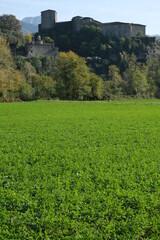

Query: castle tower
[40,10,57,32]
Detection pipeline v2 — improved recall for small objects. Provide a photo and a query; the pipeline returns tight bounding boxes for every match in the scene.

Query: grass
[0,100,160,239]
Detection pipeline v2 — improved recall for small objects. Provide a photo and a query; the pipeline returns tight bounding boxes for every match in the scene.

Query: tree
[108,65,122,85]
[19,81,35,101]
[103,65,123,98]
[56,34,71,51]
[0,14,21,32]
[0,14,24,46]
[124,55,148,96]
[89,73,103,100]
[0,68,23,101]
[44,36,54,43]
[15,58,36,84]
[25,32,32,43]
[144,56,160,97]
[22,61,36,83]
[41,56,56,77]
[30,57,42,75]
[0,36,24,101]
[55,51,91,100]
[32,74,56,99]
[127,68,148,96]
[0,36,13,70]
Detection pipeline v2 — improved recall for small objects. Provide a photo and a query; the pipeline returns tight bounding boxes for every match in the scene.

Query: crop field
[0,100,160,239]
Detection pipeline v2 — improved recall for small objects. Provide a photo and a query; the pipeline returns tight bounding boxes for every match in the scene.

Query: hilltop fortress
[25,10,147,58]
[38,9,146,38]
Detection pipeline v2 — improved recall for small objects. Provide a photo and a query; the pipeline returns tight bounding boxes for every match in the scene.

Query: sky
[0,0,160,35]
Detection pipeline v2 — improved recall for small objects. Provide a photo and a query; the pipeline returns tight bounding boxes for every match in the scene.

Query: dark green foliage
[0,14,21,32]
[29,56,56,77]
[55,34,72,51]
[44,25,156,77]
[0,14,24,46]
[14,56,57,100]
[18,82,35,101]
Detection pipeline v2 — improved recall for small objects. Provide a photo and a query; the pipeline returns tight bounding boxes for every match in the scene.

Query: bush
[19,82,35,101]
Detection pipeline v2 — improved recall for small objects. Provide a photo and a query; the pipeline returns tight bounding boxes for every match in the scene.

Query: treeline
[1,34,160,101]
[1,14,160,101]
[0,37,102,101]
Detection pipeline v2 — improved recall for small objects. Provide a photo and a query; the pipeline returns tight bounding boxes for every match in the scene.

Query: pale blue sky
[0,0,160,35]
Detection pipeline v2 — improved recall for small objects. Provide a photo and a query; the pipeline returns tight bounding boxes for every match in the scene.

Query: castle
[38,9,146,38]
[25,10,146,58]
[25,35,58,58]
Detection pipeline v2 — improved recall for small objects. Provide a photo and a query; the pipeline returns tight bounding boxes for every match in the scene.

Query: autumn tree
[89,73,103,100]
[123,54,148,96]
[0,36,13,70]
[145,56,160,97]
[25,32,32,43]
[0,36,25,101]
[108,65,122,84]
[32,74,56,99]
[55,51,92,100]
[103,65,123,99]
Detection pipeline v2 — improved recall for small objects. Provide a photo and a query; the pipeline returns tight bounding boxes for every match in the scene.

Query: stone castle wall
[131,24,146,37]
[55,21,73,34]
[26,42,58,58]
[72,17,101,32]
[101,23,131,38]
[40,10,57,32]
[39,10,146,38]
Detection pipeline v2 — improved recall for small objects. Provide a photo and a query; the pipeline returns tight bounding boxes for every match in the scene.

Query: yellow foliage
[25,32,32,43]
[56,51,91,100]
[0,36,13,70]
[0,68,23,100]
[0,35,24,100]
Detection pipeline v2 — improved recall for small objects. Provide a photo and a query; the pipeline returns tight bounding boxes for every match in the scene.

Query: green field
[0,100,160,239]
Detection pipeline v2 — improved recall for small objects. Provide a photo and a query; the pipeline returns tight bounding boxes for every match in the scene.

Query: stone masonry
[38,9,146,38]
[25,36,58,58]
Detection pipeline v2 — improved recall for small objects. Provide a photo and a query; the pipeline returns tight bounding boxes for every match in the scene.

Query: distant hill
[20,21,38,34]
[20,16,40,35]
[22,16,41,26]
